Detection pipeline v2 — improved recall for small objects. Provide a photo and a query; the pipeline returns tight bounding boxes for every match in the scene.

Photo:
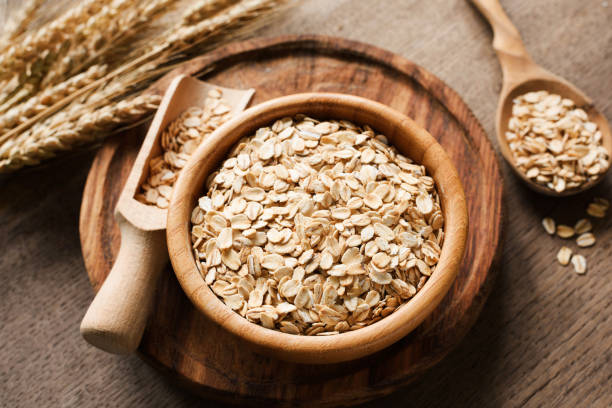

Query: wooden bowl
[167,93,468,364]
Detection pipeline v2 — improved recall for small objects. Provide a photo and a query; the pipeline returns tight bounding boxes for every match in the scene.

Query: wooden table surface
[1,1,610,407]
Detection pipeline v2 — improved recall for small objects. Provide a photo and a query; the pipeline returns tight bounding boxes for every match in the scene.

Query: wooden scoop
[471,0,612,196]
[80,75,254,354]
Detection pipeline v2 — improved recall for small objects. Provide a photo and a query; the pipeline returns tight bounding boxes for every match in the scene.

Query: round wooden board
[79,35,503,407]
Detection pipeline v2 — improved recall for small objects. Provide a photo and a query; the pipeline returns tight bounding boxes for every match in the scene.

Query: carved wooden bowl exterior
[167,92,469,364]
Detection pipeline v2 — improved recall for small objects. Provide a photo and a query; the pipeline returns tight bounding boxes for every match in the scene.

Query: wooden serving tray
[79,35,503,407]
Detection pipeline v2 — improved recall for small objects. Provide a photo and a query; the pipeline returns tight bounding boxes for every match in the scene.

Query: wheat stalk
[181,0,242,24]
[0,58,163,156]
[0,0,102,80]
[0,65,107,133]
[0,93,161,172]
[0,0,104,112]
[1,0,286,146]
[41,0,163,88]
[0,0,45,47]
[169,0,282,50]
[0,0,293,173]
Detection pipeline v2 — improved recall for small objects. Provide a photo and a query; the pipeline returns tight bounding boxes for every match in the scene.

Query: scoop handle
[470,0,538,84]
[80,213,167,354]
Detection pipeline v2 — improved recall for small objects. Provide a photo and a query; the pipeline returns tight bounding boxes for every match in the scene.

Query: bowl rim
[167,92,468,364]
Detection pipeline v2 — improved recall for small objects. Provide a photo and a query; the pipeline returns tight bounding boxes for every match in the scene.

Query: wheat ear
[44,0,178,88]
[0,0,45,47]
[0,94,161,172]
[181,0,243,24]
[0,0,293,173]
[41,0,153,88]
[168,0,285,49]
[0,65,107,133]
[0,0,287,146]
[0,0,102,80]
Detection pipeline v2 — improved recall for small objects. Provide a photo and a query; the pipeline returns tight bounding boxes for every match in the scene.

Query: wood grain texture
[79,36,502,406]
[2,1,611,407]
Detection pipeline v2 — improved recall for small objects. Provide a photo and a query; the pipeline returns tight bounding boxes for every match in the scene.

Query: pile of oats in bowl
[506,90,610,193]
[189,115,445,335]
[135,89,232,208]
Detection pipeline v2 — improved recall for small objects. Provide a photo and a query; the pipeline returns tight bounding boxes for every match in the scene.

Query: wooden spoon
[471,0,612,196]
[79,75,254,354]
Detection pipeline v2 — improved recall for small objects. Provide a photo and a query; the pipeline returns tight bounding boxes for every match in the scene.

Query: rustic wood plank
[79,35,502,406]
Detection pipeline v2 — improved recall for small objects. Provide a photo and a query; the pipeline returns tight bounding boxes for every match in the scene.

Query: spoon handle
[80,213,168,354]
[470,0,539,85]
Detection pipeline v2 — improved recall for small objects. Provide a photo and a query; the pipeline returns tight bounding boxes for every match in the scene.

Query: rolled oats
[190,115,444,335]
[136,89,233,207]
[556,224,575,239]
[556,246,572,266]
[586,199,607,218]
[573,218,592,234]
[571,254,587,275]
[542,217,556,235]
[506,91,609,192]
[576,232,596,247]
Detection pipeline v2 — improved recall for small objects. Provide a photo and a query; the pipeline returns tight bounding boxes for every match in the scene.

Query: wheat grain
[0,0,102,80]
[0,0,45,46]
[0,94,161,172]
[42,0,173,88]
[0,84,36,115]
[168,0,282,49]
[0,76,20,106]
[181,0,241,24]
[0,0,293,172]
[0,65,107,133]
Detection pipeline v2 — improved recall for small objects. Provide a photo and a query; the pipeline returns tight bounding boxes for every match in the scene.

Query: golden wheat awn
[0,0,45,47]
[0,0,103,113]
[0,0,102,79]
[0,94,161,171]
[0,83,36,114]
[0,0,292,173]
[181,0,242,24]
[41,0,174,88]
[0,65,107,132]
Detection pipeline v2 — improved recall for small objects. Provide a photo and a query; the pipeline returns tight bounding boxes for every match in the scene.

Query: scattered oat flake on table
[593,197,610,209]
[571,254,587,275]
[573,218,592,234]
[586,201,607,218]
[556,224,575,239]
[556,246,572,266]
[542,217,556,235]
[576,232,596,247]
